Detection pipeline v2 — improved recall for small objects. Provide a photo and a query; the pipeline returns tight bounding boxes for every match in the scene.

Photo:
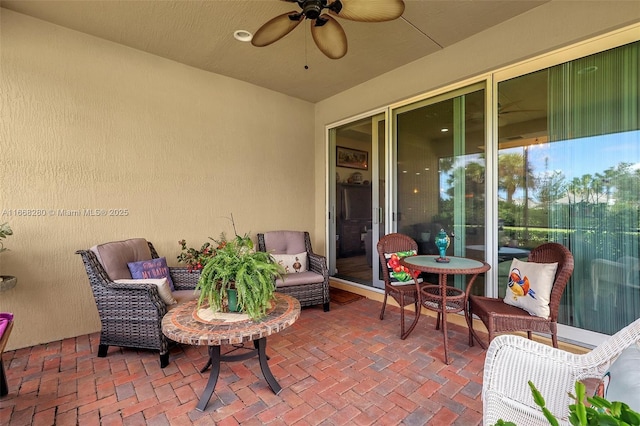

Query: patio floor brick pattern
[0,297,488,425]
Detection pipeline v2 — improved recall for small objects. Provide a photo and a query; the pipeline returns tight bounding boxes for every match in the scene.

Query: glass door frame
[324,23,638,348]
[389,80,493,290]
[326,108,388,289]
[490,28,639,348]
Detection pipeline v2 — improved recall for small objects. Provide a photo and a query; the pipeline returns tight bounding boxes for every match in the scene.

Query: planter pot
[0,276,17,292]
[227,288,239,312]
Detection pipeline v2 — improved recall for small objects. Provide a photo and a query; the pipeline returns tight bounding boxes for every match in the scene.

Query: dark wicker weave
[76,242,200,368]
[377,233,427,339]
[257,232,330,311]
[467,242,574,349]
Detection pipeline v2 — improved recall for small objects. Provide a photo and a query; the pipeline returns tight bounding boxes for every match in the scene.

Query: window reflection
[497,41,640,334]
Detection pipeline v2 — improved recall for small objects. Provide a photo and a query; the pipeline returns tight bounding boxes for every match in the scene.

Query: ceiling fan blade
[251,11,303,47]
[311,14,347,59]
[329,0,405,22]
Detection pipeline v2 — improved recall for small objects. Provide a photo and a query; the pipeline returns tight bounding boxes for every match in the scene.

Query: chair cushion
[128,257,175,290]
[503,258,558,318]
[594,341,640,411]
[263,231,306,254]
[95,238,152,280]
[0,312,13,341]
[272,252,308,273]
[276,271,323,287]
[114,278,176,305]
[170,289,200,309]
[384,250,422,286]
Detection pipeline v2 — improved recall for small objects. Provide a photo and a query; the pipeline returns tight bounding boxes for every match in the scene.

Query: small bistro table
[400,255,490,364]
[161,293,301,411]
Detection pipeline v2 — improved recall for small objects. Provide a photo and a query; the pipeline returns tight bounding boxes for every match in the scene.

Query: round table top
[401,255,490,275]
[162,293,301,346]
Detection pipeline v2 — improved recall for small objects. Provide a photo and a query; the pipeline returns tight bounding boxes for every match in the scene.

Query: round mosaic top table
[162,293,301,411]
[401,255,490,364]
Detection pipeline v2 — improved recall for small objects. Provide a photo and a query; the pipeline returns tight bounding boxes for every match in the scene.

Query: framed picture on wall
[336,146,368,170]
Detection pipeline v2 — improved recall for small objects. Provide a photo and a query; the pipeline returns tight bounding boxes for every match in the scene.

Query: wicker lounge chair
[467,242,574,349]
[257,231,330,311]
[482,317,640,425]
[76,238,199,367]
[377,233,427,339]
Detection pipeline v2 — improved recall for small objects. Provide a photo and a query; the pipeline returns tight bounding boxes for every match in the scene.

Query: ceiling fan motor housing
[302,0,323,20]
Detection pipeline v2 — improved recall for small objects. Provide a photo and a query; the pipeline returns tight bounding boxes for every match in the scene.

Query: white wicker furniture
[482,317,640,426]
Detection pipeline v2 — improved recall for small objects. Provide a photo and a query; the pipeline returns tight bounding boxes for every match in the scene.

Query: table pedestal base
[196,337,281,412]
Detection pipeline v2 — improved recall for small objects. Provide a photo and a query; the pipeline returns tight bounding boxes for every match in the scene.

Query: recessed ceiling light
[441,128,449,132]
[234,30,253,42]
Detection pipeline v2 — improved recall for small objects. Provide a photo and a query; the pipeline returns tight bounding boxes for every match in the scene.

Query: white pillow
[595,341,640,411]
[503,258,558,318]
[271,252,308,273]
[114,278,177,305]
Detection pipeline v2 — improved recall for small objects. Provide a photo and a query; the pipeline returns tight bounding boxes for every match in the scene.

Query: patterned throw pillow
[271,252,308,274]
[384,250,422,286]
[594,341,640,412]
[128,257,175,290]
[114,278,177,305]
[503,258,558,318]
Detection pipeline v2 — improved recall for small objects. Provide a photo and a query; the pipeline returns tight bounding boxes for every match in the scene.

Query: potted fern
[195,222,283,321]
[0,222,16,291]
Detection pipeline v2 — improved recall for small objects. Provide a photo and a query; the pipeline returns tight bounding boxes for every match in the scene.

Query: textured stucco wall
[0,9,314,350]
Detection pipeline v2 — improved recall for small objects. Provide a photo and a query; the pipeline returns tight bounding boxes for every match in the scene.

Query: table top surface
[401,255,490,274]
[162,293,301,346]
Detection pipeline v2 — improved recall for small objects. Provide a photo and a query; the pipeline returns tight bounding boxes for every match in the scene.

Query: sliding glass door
[392,84,487,290]
[329,113,386,288]
[496,41,640,334]
[326,35,639,343]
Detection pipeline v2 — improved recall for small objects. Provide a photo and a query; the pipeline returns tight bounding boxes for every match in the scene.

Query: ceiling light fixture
[234,30,253,42]
[441,128,449,132]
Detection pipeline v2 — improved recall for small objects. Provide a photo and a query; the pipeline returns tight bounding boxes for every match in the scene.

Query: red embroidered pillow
[384,250,422,285]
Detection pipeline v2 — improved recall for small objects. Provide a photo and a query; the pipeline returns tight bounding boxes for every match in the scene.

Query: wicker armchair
[257,231,330,311]
[467,242,574,349]
[482,317,640,425]
[76,239,199,367]
[377,233,426,339]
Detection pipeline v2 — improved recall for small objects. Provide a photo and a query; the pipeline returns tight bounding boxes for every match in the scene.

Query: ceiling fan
[251,0,405,59]
[498,102,543,116]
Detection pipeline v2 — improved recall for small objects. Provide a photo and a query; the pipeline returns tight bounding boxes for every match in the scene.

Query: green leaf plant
[495,381,640,426]
[0,222,12,253]
[195,215,284,321]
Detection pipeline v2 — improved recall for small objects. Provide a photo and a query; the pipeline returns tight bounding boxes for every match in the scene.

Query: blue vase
[435,229,450,263]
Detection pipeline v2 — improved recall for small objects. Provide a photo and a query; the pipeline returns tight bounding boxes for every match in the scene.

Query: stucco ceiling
[1,0,549,103]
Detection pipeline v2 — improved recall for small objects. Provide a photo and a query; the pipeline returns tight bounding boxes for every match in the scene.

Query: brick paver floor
[0,296,488,425]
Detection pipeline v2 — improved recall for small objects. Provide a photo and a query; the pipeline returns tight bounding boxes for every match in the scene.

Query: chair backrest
[527,242,574,322]
[376,233,418,285]
[483,317,640,425]
[258,231,312,255]
[89,238,153,280]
